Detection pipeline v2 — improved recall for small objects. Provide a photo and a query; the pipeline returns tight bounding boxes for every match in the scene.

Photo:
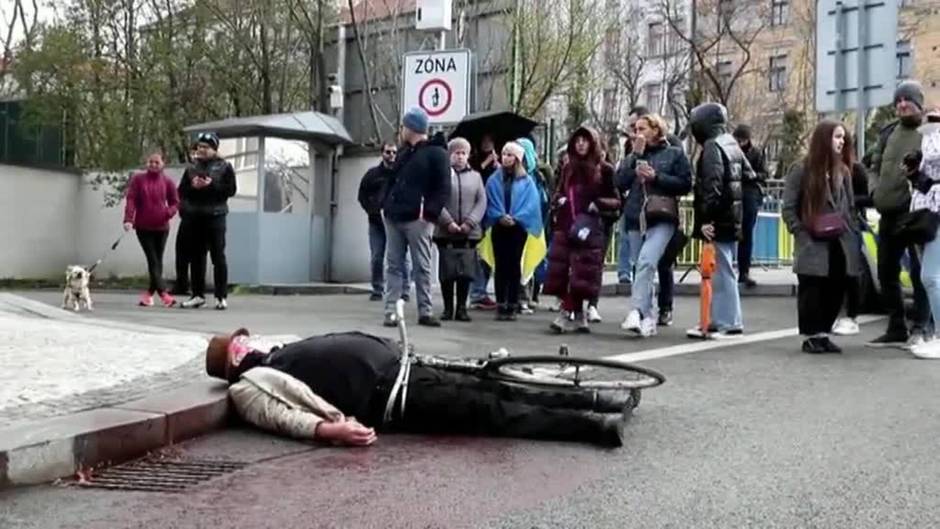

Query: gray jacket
[435,166,487,241]
[782,164,860,277]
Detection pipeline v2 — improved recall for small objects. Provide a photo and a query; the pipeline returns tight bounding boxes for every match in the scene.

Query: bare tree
[345,0,383,144]
[505,0,606,117]
[659,0,768,111]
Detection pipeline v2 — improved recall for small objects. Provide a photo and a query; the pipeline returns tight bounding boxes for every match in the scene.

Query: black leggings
[441,279,471,313]
[173,221,192,295]
[492,224,527,309]
[136,230,169,294]
[189,215,229,299]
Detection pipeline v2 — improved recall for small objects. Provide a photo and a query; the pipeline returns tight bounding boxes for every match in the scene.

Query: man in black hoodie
[382,108,451,327]
[732,124,769,288]
[687,103,753,338]
[178,132,237,310]
[358,142,412,302]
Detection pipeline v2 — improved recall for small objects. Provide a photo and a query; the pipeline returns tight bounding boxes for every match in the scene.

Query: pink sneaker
[138,292,154,307]
[158,292,176,307]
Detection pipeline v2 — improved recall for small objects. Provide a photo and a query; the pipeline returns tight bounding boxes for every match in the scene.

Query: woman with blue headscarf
[483,141,545,320]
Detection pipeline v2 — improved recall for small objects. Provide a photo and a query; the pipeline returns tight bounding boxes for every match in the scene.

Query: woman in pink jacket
[123,153,180,307]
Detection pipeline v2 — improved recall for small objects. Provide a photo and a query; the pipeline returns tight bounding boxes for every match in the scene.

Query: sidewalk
[0,294,275,488]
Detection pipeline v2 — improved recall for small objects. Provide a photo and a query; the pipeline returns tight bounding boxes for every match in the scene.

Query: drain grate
[75,458,249,493]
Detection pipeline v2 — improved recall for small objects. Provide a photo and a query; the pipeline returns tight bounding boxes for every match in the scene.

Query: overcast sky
[0,0,56,47]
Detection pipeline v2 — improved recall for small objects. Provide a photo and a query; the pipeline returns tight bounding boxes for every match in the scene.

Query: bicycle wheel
[484,355,665,390]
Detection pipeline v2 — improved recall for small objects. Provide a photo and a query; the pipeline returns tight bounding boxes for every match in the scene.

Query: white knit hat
[502,141,525,165]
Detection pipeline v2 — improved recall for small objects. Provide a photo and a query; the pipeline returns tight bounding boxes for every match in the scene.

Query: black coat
[617,141,693,230]
[689,103,751,242]
[383,134,451,223]
[741,143,768,191]
[178,157,237,218]
[358,163,394,224]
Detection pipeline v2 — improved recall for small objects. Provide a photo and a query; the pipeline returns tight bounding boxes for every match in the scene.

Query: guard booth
[184,112,353,285]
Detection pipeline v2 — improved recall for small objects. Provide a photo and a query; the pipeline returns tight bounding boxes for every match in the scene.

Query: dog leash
[87,231,128,274]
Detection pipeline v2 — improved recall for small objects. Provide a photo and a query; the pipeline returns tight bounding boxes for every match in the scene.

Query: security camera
[328,72,339,83]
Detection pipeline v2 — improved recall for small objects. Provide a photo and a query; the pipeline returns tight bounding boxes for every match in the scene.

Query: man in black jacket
[687,103,752,338]
[358,142,412,301]
[382,108,451,327]
[732,124,768,288]
[178,132,237,310]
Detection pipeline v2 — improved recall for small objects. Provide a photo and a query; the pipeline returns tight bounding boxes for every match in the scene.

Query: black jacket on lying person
[227,331,628,446]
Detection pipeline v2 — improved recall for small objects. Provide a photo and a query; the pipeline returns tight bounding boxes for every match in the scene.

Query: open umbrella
[450,111,539,150]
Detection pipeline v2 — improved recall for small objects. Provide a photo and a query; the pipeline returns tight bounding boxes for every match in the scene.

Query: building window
[771,0,789,26]
[648,22,665,56]
[897,39,913,79]
[645,83,662,113]
[717,60,733,89]
[769,54,787,92]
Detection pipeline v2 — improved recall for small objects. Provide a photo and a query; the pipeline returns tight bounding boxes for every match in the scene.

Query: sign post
[815,0,897,158]
[401,49,472,126]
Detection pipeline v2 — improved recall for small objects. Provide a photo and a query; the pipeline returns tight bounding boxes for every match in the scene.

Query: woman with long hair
[782,120,861,353]
[543,127,621,333]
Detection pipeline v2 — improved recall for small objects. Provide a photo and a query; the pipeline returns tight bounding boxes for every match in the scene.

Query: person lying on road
[205,329,636,447]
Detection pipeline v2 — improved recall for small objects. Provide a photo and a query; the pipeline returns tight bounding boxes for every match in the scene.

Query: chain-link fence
[605,179,795,269]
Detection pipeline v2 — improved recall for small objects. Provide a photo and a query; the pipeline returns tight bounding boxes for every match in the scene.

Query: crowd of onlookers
[358,79,940,359]
[118,78,940,359]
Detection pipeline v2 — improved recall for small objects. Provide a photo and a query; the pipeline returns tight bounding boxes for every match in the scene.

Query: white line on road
[603,315,886,363]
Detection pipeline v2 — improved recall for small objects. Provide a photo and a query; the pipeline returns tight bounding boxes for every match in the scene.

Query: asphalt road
[3,290,940,528]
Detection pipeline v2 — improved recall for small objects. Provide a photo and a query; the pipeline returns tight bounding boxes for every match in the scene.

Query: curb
[237,284,372,296]
[0,380,229,489]
[599,283,796,298]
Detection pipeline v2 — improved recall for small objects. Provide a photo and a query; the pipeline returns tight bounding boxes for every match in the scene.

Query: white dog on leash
[63,265,94,312]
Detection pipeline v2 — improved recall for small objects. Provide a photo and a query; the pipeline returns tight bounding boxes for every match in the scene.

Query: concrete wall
[330,152,378,282]
[0,165,80,279]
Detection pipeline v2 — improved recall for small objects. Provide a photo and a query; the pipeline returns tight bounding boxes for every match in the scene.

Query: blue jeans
[628,224,675,318]
[618,216,634,282]
[383,219,432,317]
[920,226,940,333]
[368,221,411,297]
[470,258,492,301]
[712,241,743,331]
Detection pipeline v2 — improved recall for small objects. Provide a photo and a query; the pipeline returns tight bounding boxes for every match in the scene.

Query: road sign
[816,0,897,113]
[816,0,898,156]
[402,49,472,125]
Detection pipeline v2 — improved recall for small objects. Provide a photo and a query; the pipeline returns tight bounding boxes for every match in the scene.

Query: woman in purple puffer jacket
[123,152,180,307]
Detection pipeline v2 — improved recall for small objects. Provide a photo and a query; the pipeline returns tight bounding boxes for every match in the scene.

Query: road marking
[603,315,886,363]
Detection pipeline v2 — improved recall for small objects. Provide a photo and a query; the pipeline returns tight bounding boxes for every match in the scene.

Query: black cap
[196,132,220,150]
[733,124,752,141]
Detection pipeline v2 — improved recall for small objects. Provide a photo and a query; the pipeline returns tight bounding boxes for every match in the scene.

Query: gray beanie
[402,107,430,134]
[894,81,925,111]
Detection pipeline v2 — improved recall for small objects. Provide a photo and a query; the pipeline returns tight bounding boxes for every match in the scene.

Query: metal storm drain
[75,458,249,493]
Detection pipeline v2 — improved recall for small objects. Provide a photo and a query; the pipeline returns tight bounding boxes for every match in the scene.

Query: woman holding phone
[616,114,692,337]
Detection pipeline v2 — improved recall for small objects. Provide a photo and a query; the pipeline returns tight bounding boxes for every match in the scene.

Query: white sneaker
[621,309,642,333]
[180,296,206,309]
[831,318,860,336]
[550,312,573,334]
[713,329,745,340]
[905,333,928,351]
[911,338,940,359]
[519,303,535,315]
[548,301,562,313]
[639,316,657,338]
[587,306,603,323]
[215,298,228,310]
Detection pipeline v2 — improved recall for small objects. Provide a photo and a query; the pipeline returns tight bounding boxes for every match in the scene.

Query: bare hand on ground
[316,419,377,446]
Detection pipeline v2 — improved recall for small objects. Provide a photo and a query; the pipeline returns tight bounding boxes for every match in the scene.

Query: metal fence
[605,179,795,269]
[0,100,71,167]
